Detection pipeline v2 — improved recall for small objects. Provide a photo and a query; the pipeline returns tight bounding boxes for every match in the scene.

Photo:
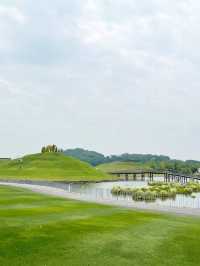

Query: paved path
[1,181,200,217]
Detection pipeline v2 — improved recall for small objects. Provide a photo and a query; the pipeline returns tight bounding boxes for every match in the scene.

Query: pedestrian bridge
[108,170,200,183]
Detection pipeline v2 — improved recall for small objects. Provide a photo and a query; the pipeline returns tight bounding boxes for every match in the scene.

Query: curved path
[1,181,200,217]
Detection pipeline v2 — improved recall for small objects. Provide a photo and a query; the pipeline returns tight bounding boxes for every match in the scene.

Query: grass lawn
[0,153,113,181]
[0,186,200,266]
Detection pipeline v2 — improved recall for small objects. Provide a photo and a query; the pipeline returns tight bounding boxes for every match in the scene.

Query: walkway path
[1,181,200,217]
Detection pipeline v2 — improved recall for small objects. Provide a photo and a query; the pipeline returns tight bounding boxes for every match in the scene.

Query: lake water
[72,181,200,209]
[31,178,200,209]
[4,178,200,209]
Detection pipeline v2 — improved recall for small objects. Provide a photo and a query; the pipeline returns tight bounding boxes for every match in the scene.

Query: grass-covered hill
[97,161,150,172]
[97,160,199,175]
[0,153,111,181]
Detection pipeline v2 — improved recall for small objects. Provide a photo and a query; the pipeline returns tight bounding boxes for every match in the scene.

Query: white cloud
[0,0,200,159]
[0,5,26,24]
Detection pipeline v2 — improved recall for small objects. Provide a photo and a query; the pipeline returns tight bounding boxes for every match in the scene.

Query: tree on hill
[41,144,59,153]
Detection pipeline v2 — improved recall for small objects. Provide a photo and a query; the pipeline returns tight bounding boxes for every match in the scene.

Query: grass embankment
[0,185,200,266]
[97,161,152,172]
[0,153,112,181]
[98,160,197,176]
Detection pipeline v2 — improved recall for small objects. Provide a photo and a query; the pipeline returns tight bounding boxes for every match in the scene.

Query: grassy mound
[1,185,200,266]
[0,153,111,181]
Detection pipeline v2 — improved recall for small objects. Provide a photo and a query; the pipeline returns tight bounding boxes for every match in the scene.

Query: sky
[1,0,200,160]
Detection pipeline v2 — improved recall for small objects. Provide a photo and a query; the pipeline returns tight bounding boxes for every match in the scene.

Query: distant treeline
[63,148,200,175]
[64,148,106,166]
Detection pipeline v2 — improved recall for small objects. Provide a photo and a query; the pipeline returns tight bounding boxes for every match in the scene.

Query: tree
[41,146,46,153]
[41,144,59,153]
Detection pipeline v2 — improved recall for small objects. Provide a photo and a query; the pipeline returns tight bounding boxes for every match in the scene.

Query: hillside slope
[0,153,111,181]
[98,160,199,175]
[97,161,151,172]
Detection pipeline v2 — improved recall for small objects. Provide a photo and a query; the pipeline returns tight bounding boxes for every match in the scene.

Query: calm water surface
[10,177,200,209]
[44,177,200,209]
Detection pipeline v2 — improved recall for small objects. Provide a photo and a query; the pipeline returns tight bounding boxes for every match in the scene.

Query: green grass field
[1,185,200,266]
[0,153,113,181]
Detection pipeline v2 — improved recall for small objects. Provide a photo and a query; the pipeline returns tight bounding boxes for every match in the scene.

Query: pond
[71,181,200,209]
[25,177,200,209]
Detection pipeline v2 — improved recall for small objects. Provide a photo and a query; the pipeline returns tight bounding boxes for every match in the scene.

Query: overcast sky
[1,0,200,160]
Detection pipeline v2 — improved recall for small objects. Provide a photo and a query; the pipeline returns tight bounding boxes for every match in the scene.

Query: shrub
[182,187,193,195]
